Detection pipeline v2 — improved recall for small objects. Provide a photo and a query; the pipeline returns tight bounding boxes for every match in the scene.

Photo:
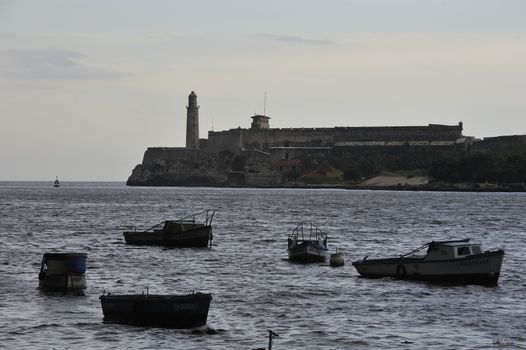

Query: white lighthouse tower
[186,91,200,149]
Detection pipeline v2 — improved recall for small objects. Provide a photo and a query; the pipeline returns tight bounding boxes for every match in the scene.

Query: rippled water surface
[1,182,525,349]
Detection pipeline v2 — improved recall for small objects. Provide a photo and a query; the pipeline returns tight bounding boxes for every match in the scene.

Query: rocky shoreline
[126,176,526,192]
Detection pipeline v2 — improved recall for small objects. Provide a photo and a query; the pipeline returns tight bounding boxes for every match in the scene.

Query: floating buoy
[330,248,344,267]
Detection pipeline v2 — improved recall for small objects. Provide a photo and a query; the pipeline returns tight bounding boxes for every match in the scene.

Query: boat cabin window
[471,245,482,254]
[457,246,471,256]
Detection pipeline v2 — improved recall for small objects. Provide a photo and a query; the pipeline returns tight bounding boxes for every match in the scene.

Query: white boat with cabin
[352,239,504,285]
[123,210,215,248]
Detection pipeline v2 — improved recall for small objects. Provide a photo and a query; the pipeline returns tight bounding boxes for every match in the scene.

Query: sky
[1,0,525,181]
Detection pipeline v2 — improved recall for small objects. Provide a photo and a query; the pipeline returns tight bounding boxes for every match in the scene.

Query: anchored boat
[287,222,328,263]
[352,239,504,285]
[123,210,215,247]
[99,291,212,328]
[38,253,87,292]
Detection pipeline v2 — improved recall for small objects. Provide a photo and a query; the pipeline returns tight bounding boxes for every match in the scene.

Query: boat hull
[123,226,211,247]
[352,250,504,285]
[288,243,328,263]
[100,293,212,328]
[39,273,86,291]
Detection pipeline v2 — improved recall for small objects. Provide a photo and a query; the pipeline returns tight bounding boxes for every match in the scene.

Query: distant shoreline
[126,182,526,192]
[2,180,523,192]
[126,174,526,192]
[289,184,526,192]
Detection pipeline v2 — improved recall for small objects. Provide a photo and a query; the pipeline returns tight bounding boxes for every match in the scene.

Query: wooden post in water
[268,330,279,350]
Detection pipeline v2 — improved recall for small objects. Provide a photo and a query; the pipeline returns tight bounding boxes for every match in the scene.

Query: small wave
[28,323,63,330]
[347,339,369,346]
[190,326,226,335]
[73,321,103,328]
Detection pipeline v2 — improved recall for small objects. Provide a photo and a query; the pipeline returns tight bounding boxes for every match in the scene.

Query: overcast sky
[1,0,525,181]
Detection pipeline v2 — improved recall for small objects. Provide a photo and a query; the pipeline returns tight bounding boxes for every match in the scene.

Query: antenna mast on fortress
[263,91,267,116]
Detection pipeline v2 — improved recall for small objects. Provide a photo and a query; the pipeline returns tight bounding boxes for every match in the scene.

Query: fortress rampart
[472,135,526,152]
[142,147,202,165]
[333,124,463,142]
[206,129,243,154]
[207,123,465,153]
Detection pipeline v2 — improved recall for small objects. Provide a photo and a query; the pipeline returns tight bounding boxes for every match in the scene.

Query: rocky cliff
[127,148,229,186]
[126,147,279,187]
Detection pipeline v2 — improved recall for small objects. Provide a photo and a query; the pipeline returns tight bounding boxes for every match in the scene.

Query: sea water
[0,182,525,349]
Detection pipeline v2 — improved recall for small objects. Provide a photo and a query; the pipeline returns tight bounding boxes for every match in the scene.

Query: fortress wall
[242,128,335,150]
[242,150,274,173]
[472,135,526,152]
[335,140,458,146]
[207,130,242,154]
[207,124,464,153]
[269,147,331,163]
[142,147,201,164]
[229,124,463,152]
[333,125,463,142]
[329,145,466,172]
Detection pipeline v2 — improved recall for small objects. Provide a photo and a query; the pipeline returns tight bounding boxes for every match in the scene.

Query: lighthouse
[186,91,200,149]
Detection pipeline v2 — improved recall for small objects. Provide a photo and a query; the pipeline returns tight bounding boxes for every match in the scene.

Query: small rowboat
[100,291,212,328]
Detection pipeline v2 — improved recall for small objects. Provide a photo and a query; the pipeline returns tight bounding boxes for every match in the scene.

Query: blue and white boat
[38,253,87,291]
[287,222,328,263]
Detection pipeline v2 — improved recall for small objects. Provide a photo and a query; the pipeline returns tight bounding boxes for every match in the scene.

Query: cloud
[256,33,338,46]
[0,48,125,80]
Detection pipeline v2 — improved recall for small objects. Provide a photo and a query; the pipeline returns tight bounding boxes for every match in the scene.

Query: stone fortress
[127,91,525,186]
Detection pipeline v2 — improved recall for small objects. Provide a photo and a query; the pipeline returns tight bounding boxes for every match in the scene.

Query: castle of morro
[127,91,525,187]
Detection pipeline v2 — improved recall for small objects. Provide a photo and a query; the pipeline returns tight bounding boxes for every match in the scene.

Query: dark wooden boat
[38,253,87,292]
[99,291,212,328]
[352,239,505,285]
[287,222,328,263]
[123,210,215,247]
